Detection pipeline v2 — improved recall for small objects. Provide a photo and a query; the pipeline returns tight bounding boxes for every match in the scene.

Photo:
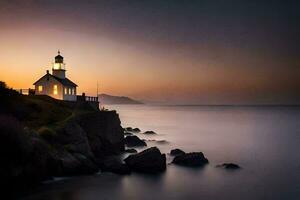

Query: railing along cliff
[16,88,35,95]
[77,93,98,102]
[77,93,99,110]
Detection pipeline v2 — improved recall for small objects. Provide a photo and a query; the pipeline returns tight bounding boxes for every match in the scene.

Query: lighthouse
[52,50,66,79]
[33,51,78,101]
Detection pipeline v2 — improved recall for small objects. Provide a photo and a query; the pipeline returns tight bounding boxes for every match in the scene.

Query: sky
[0,0,299,104]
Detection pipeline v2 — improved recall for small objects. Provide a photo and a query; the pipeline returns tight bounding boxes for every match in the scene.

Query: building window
[69,88,71,95]
[72,88,75,95]
[64,87,67,95]
[38,85,43,92]
[53,85,58,95]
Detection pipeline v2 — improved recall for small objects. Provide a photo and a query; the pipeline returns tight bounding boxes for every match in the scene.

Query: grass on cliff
[0,81,97,130]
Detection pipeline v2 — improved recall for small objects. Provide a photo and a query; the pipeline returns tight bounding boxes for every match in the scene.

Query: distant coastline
[99,94,143,105]
[160,104,300,107]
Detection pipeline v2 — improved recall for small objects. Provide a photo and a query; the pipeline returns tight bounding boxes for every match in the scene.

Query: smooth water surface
[23,105,300,200]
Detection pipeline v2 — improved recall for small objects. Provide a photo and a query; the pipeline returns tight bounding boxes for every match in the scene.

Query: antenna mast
[97,81,99,97]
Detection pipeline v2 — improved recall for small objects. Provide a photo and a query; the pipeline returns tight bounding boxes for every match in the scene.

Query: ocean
[23,105,300,200]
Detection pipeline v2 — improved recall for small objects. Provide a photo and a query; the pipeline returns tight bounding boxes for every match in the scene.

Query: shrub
[0,81,7,89]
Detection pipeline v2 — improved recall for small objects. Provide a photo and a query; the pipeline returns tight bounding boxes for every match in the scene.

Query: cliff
[0,82,124,195]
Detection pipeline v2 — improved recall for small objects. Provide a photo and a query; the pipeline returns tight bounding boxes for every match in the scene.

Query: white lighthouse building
[33,51,77,101]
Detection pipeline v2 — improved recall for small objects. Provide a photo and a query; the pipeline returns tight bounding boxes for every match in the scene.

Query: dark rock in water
[144,139,169,144]
[125,127,133,131]
[144,131,156,134]
[101,157,131,175]
[132,128,141,132]
[170,149,186,156]
[124,136,147,147]
[124,131,133,136]
[124,127,140,133]
[156,140,169,144]
[172,152,209,167]
[216,163,241,170]
[125,148,138,153]
[124,147,166,173]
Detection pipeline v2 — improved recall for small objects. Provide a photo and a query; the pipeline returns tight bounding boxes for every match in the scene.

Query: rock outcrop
[100,157,131,175]
[124,127,141,133]
[144,131,156,134]
[44,110,124,174]
[132,128,141,132]
[216,163,241,170]
[124,131,133,136]
[0,117,60,194]
[125,148,138,153]
[145,139,169,144]
[170,149,185,156]
[125,127,133,131]
[124,147,166,173]
[56,119,95,158]
[172,152,209,167]
[0,102,125,193]
[124,135,147,147]
[0,83,126,196]
[77,111,124,158]
[56,151,98,175]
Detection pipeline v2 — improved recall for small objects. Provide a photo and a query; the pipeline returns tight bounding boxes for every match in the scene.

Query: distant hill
[99,94,143,105]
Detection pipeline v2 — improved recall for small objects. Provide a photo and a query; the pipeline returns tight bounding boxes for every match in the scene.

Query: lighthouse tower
[52,50,66,79]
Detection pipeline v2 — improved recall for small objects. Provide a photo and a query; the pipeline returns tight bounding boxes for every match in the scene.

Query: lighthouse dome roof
[55,54,63,59]
[55,50,64,63]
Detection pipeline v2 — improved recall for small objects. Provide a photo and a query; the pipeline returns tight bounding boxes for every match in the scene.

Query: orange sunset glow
[0,1,298,104]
